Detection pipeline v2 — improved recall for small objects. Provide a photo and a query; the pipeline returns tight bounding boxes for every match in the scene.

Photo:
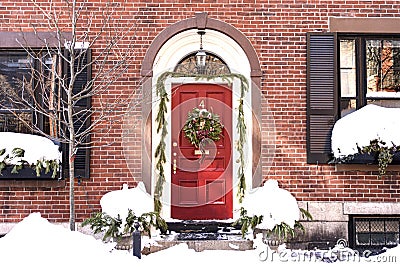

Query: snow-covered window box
[0,132,62,179]
[331,105,400,174]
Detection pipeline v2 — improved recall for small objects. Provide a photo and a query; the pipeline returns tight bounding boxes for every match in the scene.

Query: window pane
[0,112,32,133]
[341,99,356,117]
[356,233,370,245]
[370,220,384,232]
[386,233,399,245]
[371,233,386,245]
[366,39,400,97]
[340,39,356,97]
[0,52,33,109]
[386,221,399,232]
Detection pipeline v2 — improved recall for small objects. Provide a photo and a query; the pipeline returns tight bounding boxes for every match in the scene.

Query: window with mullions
[307,33,400,163]
[350,216,400,253]
[340,37,400,117]
[0,51,57,134]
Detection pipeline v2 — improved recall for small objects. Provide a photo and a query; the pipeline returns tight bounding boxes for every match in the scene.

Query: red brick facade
[1,0,400,226]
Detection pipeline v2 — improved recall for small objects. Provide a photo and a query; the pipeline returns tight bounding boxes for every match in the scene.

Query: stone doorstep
[115,234,254,254]
[116,220,253,254]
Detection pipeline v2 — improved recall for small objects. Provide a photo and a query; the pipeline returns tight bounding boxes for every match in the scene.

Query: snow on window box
[0,132,62,179]
[331,104,400,173]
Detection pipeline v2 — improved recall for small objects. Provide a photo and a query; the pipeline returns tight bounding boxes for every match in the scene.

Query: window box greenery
[0,165,60,179]
[331,139,400,176]
[0,147,61,179]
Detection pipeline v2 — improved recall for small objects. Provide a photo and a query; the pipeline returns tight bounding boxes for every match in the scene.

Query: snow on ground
[0,213,134,266]
[242,179,300,230]
[331,104,400,158]
[0,212,398,266]
[0,132,61,164]
[0,178,397,266]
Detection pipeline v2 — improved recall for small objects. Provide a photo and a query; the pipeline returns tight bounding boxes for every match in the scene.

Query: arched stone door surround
[140,13,262,215]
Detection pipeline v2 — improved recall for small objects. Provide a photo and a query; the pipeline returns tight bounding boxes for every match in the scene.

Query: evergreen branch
[0,147,60,178]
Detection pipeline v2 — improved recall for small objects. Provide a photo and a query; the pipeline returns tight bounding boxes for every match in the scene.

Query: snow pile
[0,213,134,266]
[100,182,153,220]
[332,104,400,158]
[0,132,61,164]
[0,213,399,266]
[242,180,300,230]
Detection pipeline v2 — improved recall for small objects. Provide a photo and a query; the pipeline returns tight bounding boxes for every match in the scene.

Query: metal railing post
[132,222,141,259]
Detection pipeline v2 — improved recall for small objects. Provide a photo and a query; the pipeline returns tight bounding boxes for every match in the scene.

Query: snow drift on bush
[100,182,153,219]
[331,104,400,158]
[242,179,300,230]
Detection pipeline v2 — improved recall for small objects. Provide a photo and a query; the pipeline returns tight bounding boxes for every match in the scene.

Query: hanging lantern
[196,30,206,70]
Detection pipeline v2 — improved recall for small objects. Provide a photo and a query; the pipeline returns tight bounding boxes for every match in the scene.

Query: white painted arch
[151,29,253,220]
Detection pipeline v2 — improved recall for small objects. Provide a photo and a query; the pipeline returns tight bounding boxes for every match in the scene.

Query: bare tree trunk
[69,142,75,231]
[68,63,76,231]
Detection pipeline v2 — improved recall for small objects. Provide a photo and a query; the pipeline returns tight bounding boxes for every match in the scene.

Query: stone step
[166,220,240,234]
[143,234,253,254]
[116,232,253,254]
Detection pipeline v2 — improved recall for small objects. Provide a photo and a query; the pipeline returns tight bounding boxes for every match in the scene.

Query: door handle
[173,159,177,174]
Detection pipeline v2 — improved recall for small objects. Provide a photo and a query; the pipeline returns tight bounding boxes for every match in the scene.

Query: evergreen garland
[154,71,249,213]
[236,73,248,203]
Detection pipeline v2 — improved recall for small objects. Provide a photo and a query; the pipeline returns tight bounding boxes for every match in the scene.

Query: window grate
[350,216,400,252]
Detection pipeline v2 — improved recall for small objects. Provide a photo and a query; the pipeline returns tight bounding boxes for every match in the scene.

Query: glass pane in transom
[174,52,230,75]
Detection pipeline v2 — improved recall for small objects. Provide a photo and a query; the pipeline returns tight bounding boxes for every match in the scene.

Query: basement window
[349,216,400,253]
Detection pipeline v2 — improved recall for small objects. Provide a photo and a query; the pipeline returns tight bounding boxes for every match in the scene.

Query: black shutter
[63,49,91,178]
[306,33,338,164]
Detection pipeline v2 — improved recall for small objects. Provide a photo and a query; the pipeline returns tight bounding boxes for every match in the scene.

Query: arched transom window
[174,52,230,75]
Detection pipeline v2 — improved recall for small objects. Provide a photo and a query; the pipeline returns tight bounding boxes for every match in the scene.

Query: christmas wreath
[183,107,224,148]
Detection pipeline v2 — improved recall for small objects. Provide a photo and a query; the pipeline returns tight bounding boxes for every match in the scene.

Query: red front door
[171,83,232,220]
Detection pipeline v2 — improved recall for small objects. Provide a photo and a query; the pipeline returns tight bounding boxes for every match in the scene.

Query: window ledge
[0,179,65,188]
[334,152,400,172]
[0,166,64,188]
[335,164,400,172]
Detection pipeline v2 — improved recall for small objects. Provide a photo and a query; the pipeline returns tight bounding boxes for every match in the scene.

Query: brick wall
[1,0,400,224]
